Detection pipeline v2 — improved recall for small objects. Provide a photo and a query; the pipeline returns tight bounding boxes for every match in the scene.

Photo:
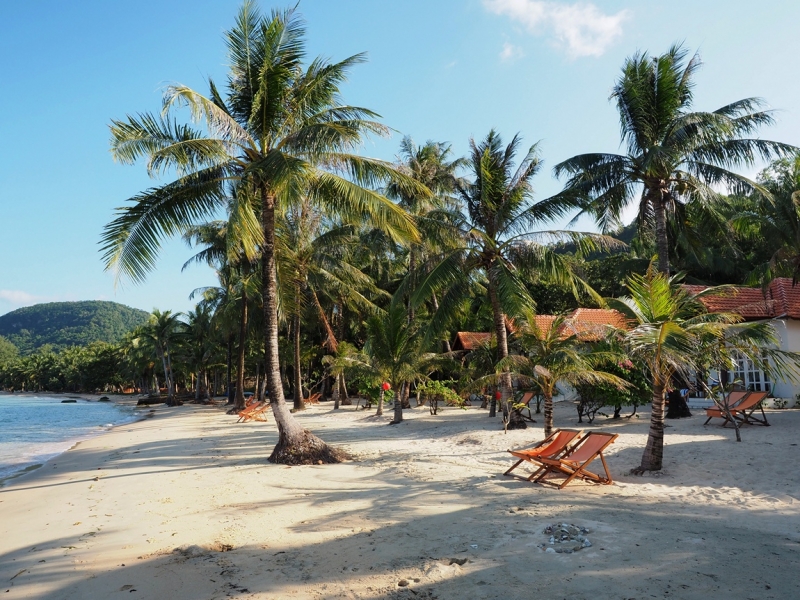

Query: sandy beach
[1,399,798,599]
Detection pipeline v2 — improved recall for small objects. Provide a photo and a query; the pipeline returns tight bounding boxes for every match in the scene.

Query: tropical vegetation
[4,3,800,474]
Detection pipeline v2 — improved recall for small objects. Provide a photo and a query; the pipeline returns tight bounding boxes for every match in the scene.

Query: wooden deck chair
[306,392,321,404]
[504,429,583,481]
[731,391,770,426]
[515,391,538,422]
[237,401,269,423]
[703,391,750,426]
[533,432,619,489]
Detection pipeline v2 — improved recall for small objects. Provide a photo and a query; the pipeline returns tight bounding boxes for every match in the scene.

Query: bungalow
[685,277,800,400]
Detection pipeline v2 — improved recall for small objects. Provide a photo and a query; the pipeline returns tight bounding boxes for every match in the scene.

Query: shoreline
[0,392,149,487]
[0,401,798,599]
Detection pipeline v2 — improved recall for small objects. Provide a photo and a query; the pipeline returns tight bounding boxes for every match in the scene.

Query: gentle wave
[0,395,138,482]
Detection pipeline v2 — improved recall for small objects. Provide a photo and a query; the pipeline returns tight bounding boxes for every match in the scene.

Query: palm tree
[503,312,626,436]
[731,156,800,285]
[415,130,615,428]
[140,310,183,405]
[609,265,800,472]
[334,293,439,423]
[276,201,382,411]
[101,3,420,463]
[555,43,795,275]
[183,190,261,411]
[183,304,216,401]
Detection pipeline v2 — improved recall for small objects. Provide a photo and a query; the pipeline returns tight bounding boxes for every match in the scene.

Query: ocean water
[0,395,138,483]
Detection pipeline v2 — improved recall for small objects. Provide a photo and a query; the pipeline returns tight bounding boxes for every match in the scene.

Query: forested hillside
[0,301,148,354]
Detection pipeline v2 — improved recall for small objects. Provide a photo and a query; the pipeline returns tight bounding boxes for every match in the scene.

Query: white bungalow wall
[769,318,800,400]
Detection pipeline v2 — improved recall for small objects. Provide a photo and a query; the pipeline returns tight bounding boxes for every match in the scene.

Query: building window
[731,351,771,393]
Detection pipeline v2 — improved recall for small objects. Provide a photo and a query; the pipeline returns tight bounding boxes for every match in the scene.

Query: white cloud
[500,42,524,61]
[484,0,629,58]
[0,290,43,305]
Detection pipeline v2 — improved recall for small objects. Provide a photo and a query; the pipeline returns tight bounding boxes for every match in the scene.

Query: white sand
[1,398,799,599]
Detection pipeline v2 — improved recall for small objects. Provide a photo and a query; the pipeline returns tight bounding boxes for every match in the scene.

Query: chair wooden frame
[504,429,583,481]
[532,432,619,489]
[237,401,269,423]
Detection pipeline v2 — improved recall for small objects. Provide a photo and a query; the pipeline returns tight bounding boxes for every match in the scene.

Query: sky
[1,0,799,317]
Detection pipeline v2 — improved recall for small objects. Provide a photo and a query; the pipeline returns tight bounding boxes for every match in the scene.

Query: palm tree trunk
[332,372,341,410]
[157,346,170,403]
[195,369,201,402]
[638,382,666,472]
[261,190,342,464]
[432,292,451,352]
[652,190,671,275]
[400,381,411,409]
[253,362,260,403]
[376,387,384,416]
[293,307,305,411]
[234,288,248,411]
[226,334,234,404]
[543,391,554,437]
[488,278,526,430]
[392,380,403,424]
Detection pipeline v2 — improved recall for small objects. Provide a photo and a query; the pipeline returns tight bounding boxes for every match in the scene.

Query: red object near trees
[382,382,391,391]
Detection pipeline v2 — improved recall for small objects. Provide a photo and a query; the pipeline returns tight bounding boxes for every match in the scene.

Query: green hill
[0,301,149,354]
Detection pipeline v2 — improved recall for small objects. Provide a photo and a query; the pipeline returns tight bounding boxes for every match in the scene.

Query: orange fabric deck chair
[504,429,583,481]
[237,401,269,423]
[704,391,750,426]
[533,431,619,489]
[725,391,770,426]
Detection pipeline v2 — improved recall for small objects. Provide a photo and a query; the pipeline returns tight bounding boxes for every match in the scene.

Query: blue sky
[2,0,799,317]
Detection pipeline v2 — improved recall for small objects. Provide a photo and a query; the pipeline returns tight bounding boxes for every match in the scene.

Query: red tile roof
[683,278,800,320]
[561,309,629,341]
[452,332,493,351]
[454,308,628,347]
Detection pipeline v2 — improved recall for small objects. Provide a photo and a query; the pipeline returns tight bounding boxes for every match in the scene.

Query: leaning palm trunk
[638,383,666,472]
[262,193,344,464]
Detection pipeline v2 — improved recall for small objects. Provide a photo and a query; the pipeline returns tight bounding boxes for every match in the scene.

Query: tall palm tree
[555,43,795,275]
[503,312,626,436]
[609,265,799,472]
[415,130,615,428]
[102,3,420,463]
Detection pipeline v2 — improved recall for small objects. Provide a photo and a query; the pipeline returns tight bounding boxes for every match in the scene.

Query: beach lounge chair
[504,429,583,481]
[532,432,619,489]
[704,391,771,427]
[515,391,539,422]
[306,392,321,404]
[703,390,749,425]
[237,401,269,423]
[722,391,770,426]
